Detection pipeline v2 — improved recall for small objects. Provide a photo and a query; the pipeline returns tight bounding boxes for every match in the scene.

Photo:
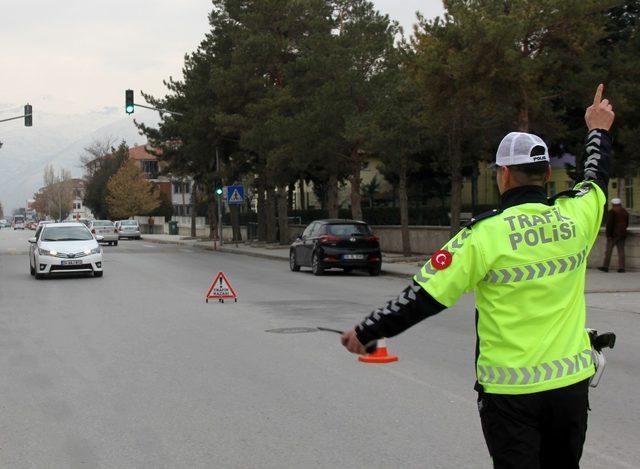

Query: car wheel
[94,271,104,278]
[369,265,381,276]
[114,241,118,246]
[312,252,324,276]
[289,250,301,272]
[30,263,35,276]
[35,272,44,280]
[342,267,353,273]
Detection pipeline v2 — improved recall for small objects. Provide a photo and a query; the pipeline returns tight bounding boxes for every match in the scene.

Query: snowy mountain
[0,106,160,213]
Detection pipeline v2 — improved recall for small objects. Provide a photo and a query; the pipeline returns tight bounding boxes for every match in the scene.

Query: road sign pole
[217,148,223,246]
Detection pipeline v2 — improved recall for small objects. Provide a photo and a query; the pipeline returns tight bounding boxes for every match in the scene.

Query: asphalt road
[1,228,638,468]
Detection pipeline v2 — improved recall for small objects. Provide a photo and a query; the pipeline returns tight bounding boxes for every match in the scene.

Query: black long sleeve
[583,129,612,195]
[355,280,446,346]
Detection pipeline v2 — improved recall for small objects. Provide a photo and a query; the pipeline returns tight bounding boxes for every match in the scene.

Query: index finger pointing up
[593,83,604,105]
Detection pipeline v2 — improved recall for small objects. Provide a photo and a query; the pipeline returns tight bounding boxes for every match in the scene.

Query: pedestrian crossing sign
[205,271,238,303]
[225,185,244,205]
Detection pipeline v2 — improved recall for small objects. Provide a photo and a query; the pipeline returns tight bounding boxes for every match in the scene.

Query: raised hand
[585,84,615,131]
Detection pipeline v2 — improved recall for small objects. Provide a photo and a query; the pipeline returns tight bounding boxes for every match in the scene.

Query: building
[68,178,93,220]
[171,177,194,217]
[127,145,172,202]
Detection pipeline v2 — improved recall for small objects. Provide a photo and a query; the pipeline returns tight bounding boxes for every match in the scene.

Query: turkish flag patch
[430,250,453,270]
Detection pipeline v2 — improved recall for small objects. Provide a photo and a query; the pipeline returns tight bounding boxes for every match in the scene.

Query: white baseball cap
[611,198,622,205]
[496,132,550,166]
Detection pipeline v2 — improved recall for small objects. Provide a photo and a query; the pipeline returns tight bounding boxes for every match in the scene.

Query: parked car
[115,220,141,239]
[0,219,8,229]
[289,219,382,276]
[28,222,103,279]
[88,220,119,246]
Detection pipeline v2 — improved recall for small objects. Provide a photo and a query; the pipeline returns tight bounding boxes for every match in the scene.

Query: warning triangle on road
[205,272,238,303]
[229,188,243,202]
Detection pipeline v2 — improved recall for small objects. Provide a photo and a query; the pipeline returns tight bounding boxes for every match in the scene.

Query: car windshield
[93,221,113,226]
[120,220,138,226]
[326,224,371,236]
[42,226,93,241]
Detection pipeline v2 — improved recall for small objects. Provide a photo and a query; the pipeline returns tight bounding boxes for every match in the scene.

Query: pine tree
[84,142,129,219]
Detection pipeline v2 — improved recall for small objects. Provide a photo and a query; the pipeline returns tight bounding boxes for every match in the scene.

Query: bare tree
[80,137,116,177]
[33,165,75,220]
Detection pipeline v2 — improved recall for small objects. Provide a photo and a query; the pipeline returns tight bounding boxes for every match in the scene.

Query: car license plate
[61,260,82,266]
[343,254,365,260]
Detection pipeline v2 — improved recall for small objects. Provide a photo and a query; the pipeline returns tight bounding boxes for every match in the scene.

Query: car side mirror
[296,234,303,241]
[28,237,36,244]
[96,235,104,241]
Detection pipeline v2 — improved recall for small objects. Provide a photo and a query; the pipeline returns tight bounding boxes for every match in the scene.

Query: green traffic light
[125,89,134,115]
[215,188,223,196]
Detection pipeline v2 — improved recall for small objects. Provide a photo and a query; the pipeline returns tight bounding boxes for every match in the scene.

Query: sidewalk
[142,234,640,292]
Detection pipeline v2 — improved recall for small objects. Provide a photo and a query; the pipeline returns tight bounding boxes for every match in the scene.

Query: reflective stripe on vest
[483,249,587,284]
[477,349,592,386]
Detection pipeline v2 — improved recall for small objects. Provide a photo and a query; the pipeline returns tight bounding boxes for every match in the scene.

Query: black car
[289,219,382,276]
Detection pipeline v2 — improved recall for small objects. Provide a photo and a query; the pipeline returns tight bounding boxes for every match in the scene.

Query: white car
[28,222,103,279]
[88,220,119,246]
[115,220,141,239]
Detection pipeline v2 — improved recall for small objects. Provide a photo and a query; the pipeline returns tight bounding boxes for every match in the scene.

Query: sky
[0,1,446,116]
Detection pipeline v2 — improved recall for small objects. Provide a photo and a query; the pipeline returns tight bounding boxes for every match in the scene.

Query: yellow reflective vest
[414,181,605,394]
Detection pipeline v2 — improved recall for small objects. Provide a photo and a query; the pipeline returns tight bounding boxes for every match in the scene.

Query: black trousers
[478,379,589,469]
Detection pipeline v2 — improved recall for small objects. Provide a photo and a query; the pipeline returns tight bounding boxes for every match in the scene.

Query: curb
[142,236,414,279]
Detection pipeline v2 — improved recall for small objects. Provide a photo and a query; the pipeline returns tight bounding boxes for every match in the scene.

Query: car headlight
[88,247,101,255]
[38,248,59,256]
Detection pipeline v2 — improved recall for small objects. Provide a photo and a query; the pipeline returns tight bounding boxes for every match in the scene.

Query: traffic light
[125,89,134,114]
[24,104,32,127]
[215,187,223,197]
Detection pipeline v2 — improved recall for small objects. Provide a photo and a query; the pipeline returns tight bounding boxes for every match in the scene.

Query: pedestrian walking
[599,198,629,273]
[341,84,615,469]
[148,215,155,234]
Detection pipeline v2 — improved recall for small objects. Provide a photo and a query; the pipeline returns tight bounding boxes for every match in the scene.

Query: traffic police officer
[341,84,615,469]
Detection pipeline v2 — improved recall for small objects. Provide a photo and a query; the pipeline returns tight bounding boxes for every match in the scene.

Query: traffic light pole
[0,115,26,123]
[1,104,32,125]
[132,103,184,117]
[125,89,184,116]
[1,106,32,150]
